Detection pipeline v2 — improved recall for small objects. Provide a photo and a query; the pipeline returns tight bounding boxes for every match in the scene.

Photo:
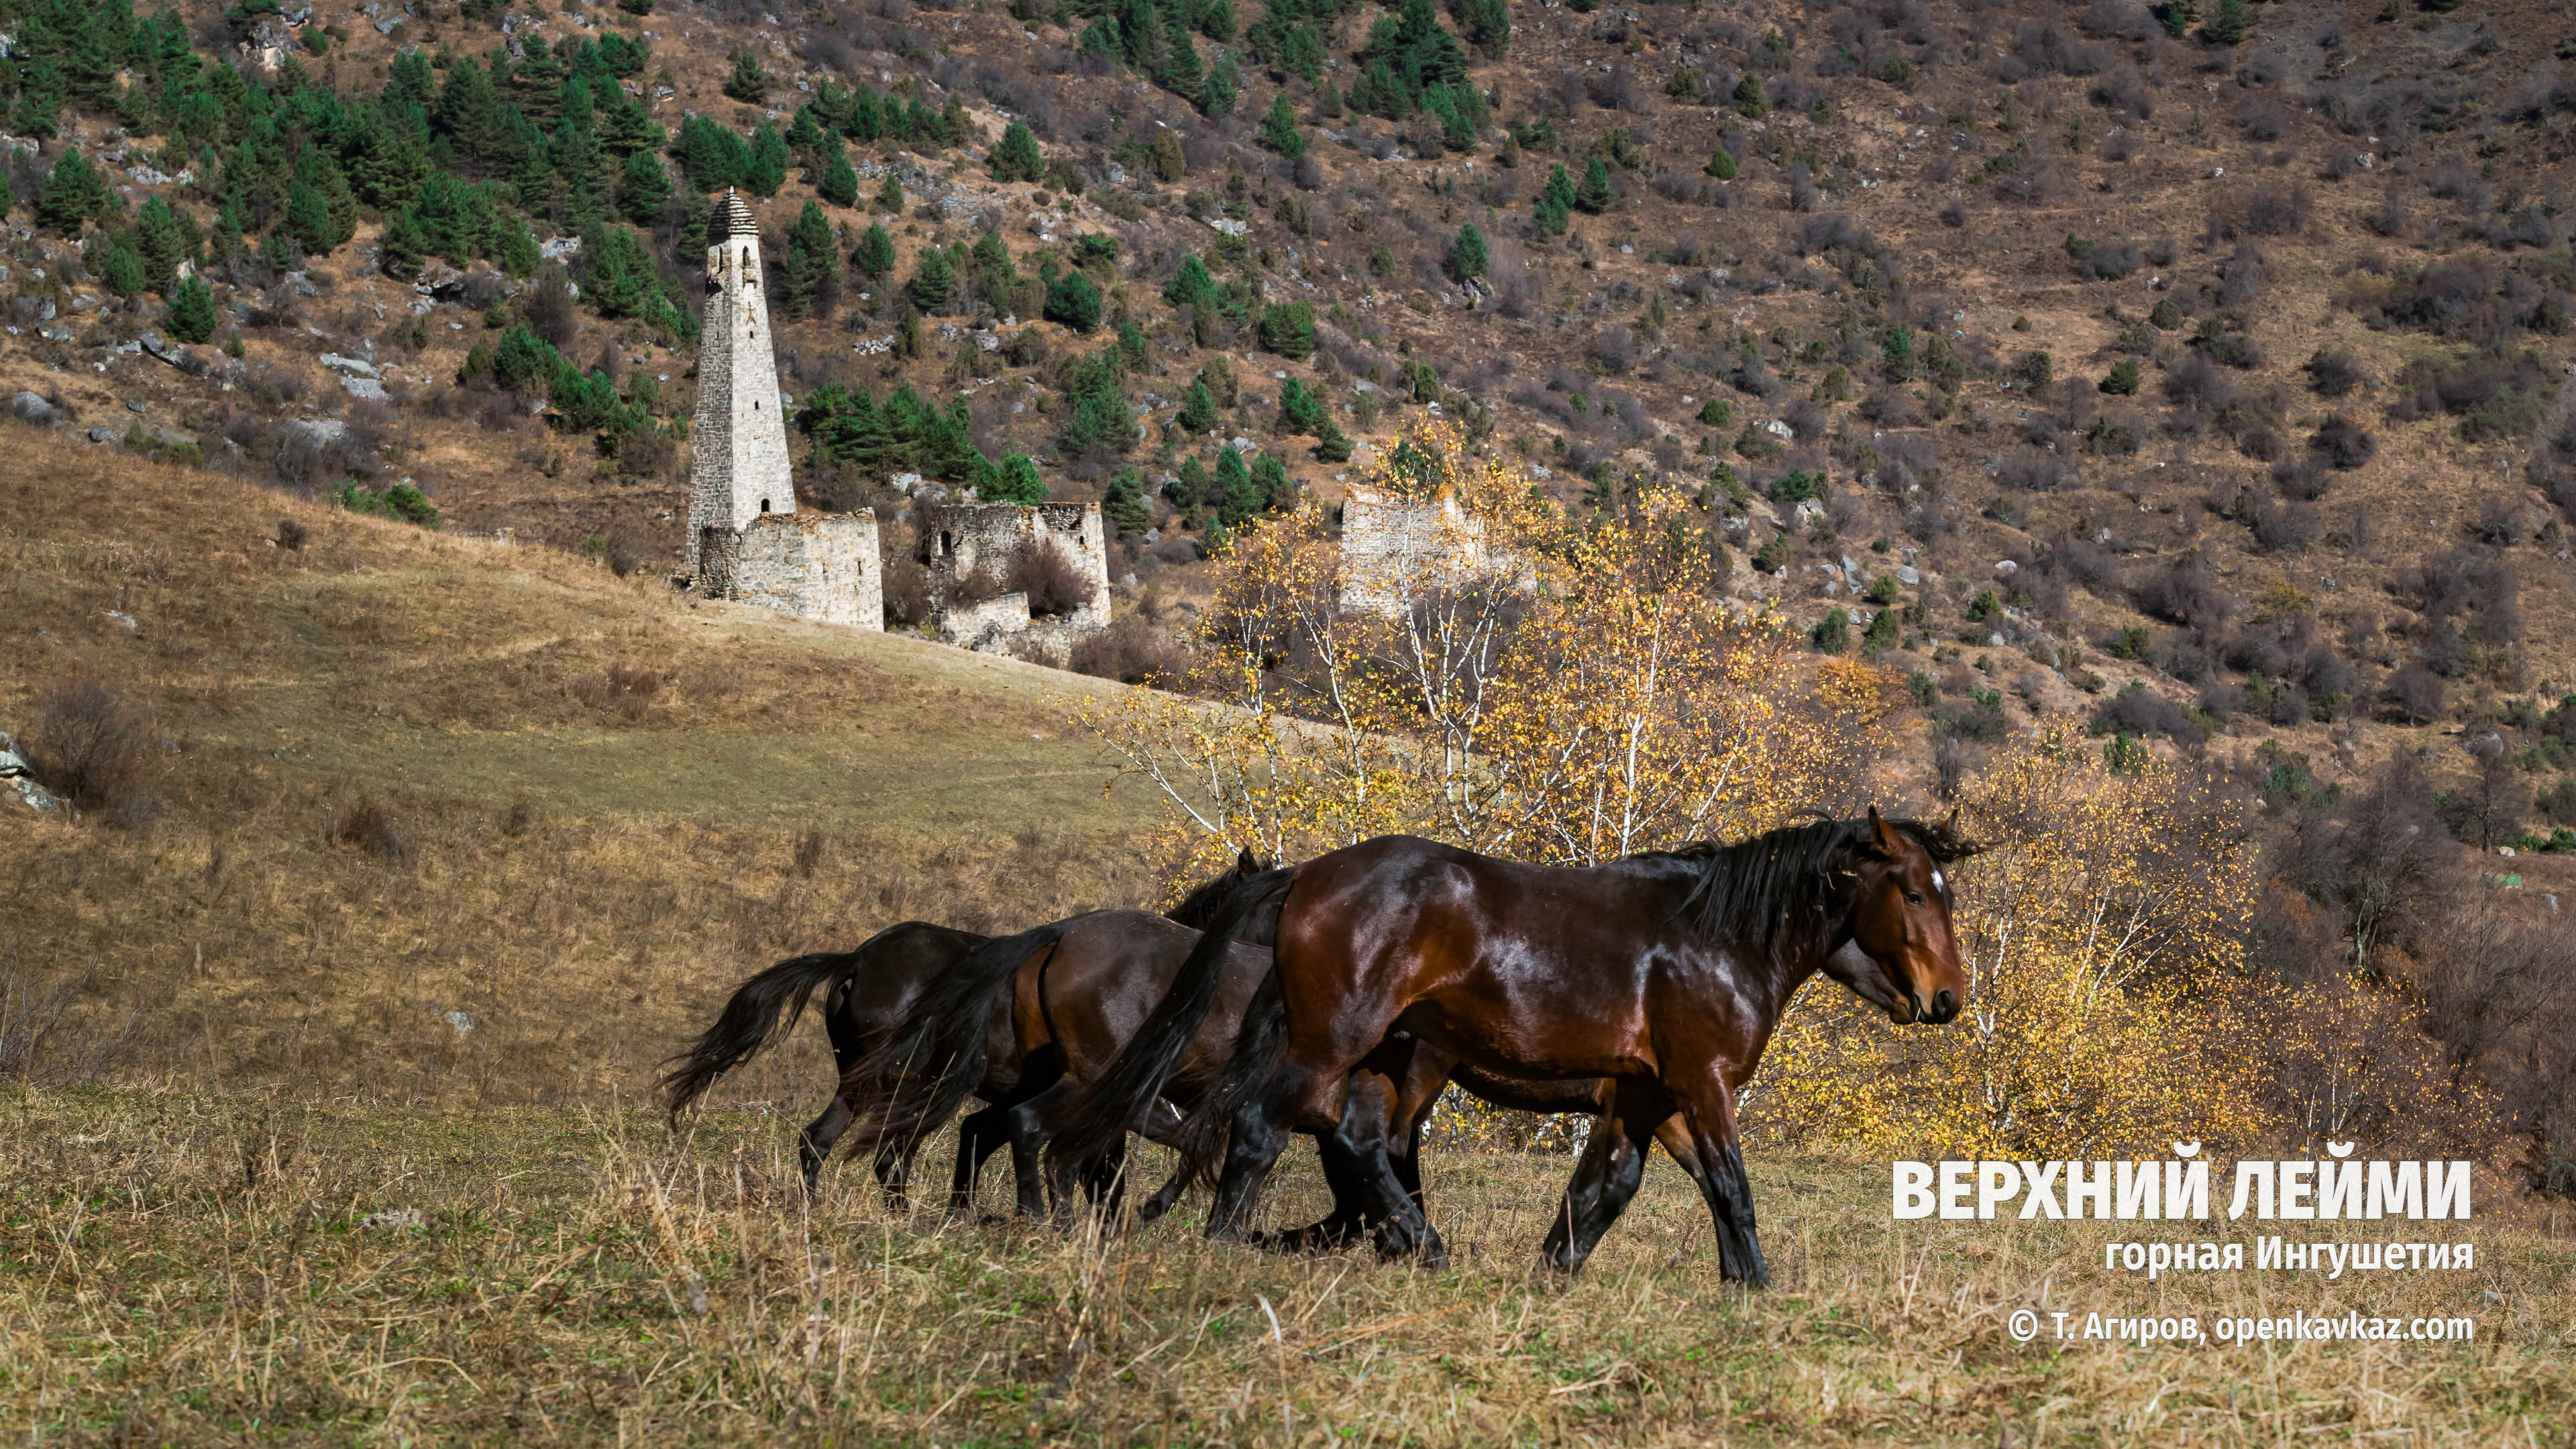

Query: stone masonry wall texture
[1337,484,1502,616]
[686,190,796,573]
[698,513,884,631]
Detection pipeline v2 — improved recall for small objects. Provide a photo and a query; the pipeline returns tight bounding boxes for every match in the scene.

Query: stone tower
[686,189,796,573]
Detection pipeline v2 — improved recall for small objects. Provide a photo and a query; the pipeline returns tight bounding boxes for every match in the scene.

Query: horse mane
[1654,813,1980,949]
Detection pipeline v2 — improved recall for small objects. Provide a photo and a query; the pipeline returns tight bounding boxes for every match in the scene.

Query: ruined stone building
[918,501,1110,665]
[685,189,882,629]
[1336,483,1522,617]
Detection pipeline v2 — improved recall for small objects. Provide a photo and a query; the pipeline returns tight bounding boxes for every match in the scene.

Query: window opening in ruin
[761,498,771,513]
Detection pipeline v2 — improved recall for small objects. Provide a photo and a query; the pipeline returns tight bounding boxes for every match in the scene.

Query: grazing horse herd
[663,810,1978,1283]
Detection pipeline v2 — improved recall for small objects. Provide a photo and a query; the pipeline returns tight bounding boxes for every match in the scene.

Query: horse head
[1831,807,1980,1026]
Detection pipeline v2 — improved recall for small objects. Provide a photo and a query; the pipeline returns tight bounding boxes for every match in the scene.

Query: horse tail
[1171,961,1288,1187]
[1050,868,1295,1173]
[837,922,1066,1166]
[658,948,860,1121]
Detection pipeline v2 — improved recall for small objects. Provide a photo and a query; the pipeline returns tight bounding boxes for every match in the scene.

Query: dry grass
[1,1087,2569,1445]
[0,433,1165,1102]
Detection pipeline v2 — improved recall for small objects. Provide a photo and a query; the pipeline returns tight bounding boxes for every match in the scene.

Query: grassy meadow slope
[0,432,1167,1102]
[1,1089,2569,1444]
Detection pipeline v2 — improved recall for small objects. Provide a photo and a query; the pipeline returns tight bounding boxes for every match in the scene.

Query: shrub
[1069,612,1189,683]
[2092,680,2205,743]
[24,678,158,827]
[2310,413,2375,469]
[2387,663,2445,723]
[2303,347,2364,396]
[882,552,933,625]
[2099,359,2141,395]
[332,796,410,861]
[1009,539,1090,616]
[1811,608,1852,653]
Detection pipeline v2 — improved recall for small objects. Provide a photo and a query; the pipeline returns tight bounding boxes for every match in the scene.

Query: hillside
[0,433,1165,1099]
[5,0,2576,820]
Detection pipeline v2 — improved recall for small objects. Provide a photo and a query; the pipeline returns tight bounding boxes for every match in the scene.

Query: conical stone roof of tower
[714,187,758,237]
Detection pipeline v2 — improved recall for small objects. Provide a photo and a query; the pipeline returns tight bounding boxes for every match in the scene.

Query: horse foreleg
[1669,1074,1768,1286]
[1540,1077,1672,1277]
[800,1095,854,1196]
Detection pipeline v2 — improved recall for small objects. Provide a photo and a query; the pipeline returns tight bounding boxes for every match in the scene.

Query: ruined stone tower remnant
[686,189,881,630]
[686,189,797,573]
[917,501,1112,665]
[1336,483,1521,617]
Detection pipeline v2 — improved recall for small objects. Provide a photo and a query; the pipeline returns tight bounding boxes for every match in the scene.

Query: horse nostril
[1932,989,1957,1022]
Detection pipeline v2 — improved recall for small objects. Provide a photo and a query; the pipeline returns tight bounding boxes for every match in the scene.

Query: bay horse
[657,851,1273,1199]
[1053,810,1980,1283]
[830,910,1716,1238]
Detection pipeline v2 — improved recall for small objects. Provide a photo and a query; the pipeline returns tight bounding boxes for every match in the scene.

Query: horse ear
[1237,845,1263,873]
[1929,807,1990,861]
[1864,804,1906,859]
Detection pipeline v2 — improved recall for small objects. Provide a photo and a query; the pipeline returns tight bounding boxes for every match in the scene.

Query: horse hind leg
[1330,1069,1446,1268]
[1540,1079,1670,1277]
[947,1102,1016,1221]
[800,1095,854,1196]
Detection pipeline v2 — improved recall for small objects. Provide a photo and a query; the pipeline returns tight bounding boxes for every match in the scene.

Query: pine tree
[1533,162,1575,237]
[782,199,841,319]
[722,50,770,103]
[1201,52,1239,118]
[436,60,514,174]
[1732,72,1768,117]
[282,182,341,256]
[166,274,215,343]
[1706,147,1737,179]
[908,245,955,311]
[91,234,144,297]
[1257,93,1307,158]
[745,124,789,197]
[37,147,112,231]
[2203,0,2253,44]
[1102,466,1154,535]
[1161,13,1205,99]
[1445,223,1486,281]
[851,221,897,276]
[583,223,654,317]
[618,150,672,223]
[1044,268,1103,330]
[1176,376,1218,432]
[1212,445,1253,522]
[985,451,1047,504]
[819,145,859,206]
[875,172,905,213]
[1574,156,1614,213]
[1163,254,1218,310]
[989,121,1044,182]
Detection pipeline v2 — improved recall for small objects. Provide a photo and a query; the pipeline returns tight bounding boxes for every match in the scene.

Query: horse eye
[1904,892,1926,905]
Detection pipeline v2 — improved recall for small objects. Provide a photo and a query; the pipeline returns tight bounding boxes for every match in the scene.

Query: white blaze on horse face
[1931,869,1945,896]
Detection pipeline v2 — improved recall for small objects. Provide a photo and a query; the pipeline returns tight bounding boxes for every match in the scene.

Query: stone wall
[698,511,883,629]
[1337,484,1518,616]
[917,501,1111,663]
[684,193,796,572]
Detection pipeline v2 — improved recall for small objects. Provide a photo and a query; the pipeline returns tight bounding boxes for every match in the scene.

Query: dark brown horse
[1054,811,1979,1283]
[658,852,1274,1199]
[830,908,1715,1239]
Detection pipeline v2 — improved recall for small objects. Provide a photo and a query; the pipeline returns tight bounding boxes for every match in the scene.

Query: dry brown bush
[25,678,159,828]
[1008,538,1089,617]
[330,796,409,863]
